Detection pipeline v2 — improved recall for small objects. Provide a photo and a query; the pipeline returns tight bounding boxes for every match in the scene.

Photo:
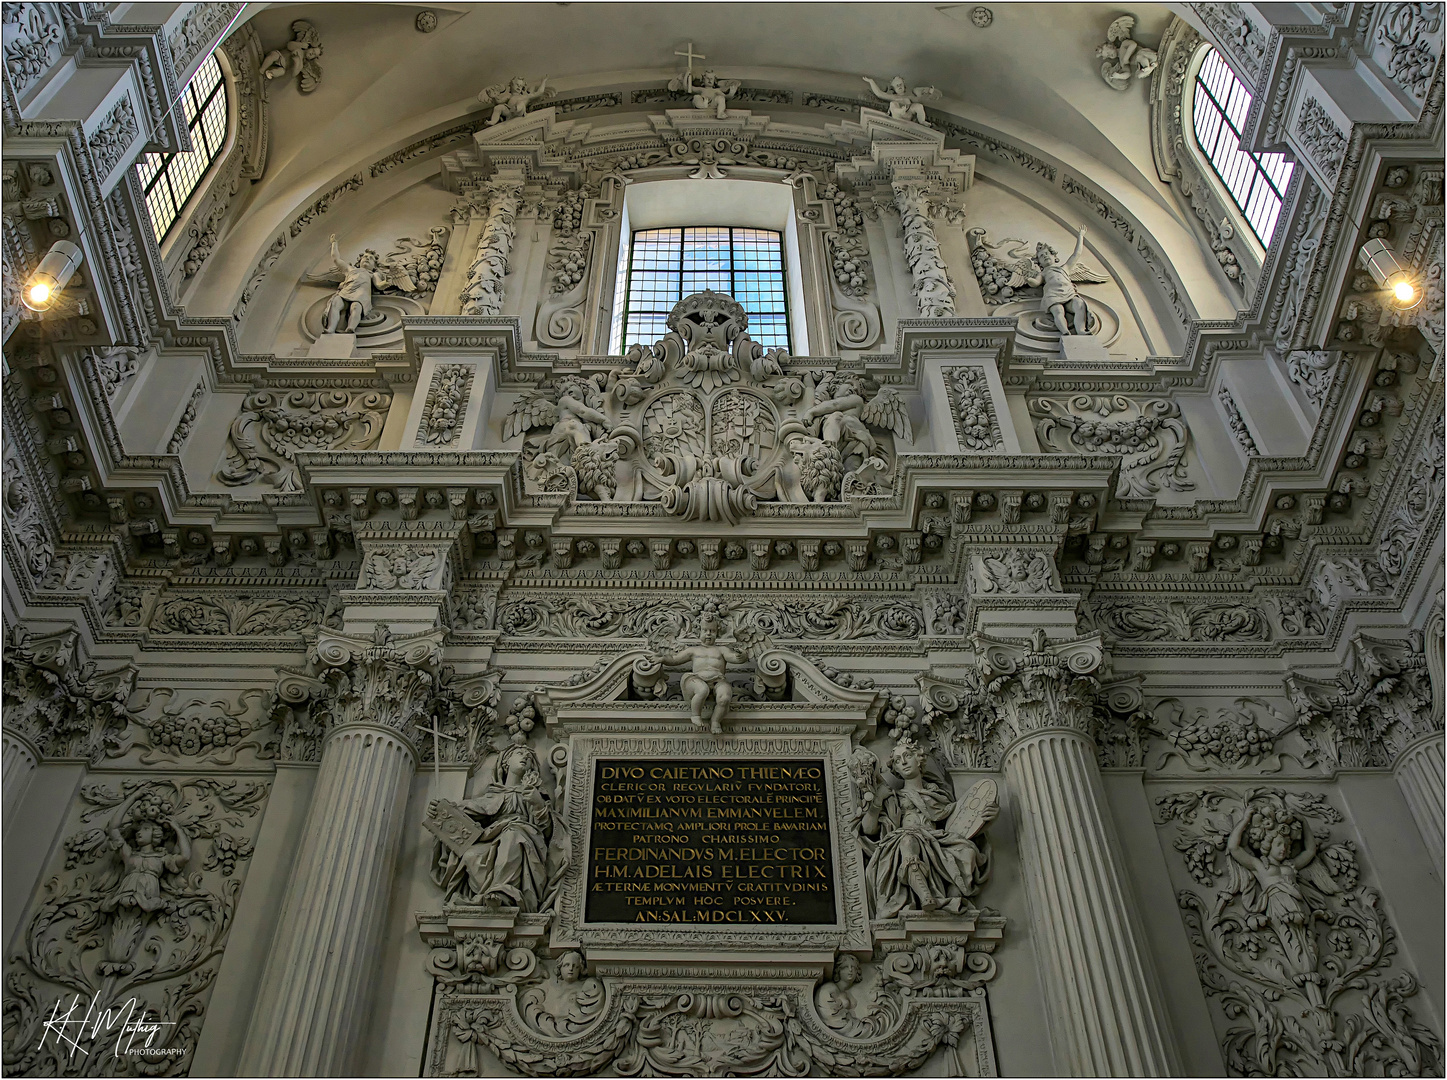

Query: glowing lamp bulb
[1393,280,1417,304]
[26,282,50,306]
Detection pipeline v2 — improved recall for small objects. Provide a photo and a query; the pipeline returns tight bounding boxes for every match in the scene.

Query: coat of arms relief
[505,291,912,524]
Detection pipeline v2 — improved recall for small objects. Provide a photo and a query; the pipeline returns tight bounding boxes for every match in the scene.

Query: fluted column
[1394,733,1445,880]
[2,728,39,836]
[977,630,1180,1076]
[240,626,444,1076]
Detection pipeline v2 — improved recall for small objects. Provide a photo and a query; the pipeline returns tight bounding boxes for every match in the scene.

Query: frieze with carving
[1156,787,1441,1076]
[504,290,911,521]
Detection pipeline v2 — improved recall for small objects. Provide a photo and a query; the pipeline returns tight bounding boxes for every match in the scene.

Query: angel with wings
[1033,227,1108,336]
[478,76,551,126]
[309,234,388,334]
[856,738,996,917]
[863,75,940,126]
[504,376,612,457]
[802,373,912,464]
[1097,16,1158,91]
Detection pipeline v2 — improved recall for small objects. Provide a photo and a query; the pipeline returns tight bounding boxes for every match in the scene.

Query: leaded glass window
[135,53,229,241]
[618,227,791,351]
[1191,47,1294,247]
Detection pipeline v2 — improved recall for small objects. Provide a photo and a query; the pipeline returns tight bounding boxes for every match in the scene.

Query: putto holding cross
[668,41,741,119]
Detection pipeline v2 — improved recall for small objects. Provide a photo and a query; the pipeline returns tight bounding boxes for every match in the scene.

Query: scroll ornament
[217,389,391,491]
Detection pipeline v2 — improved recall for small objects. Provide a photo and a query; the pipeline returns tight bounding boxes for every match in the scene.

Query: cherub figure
[521,952,605,1037]
[654,603,746,734]
[259,20,322,93]
[1096,16,1158,91]
[862,75,940,126]
[478,76,551,126]
[307,234,391,334]
[673,68,741,119]
[802,373,912,464]
[1026,227,1107,336]
[505,376,614,458]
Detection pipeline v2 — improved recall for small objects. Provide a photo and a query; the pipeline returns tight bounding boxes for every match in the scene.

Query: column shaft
[1394,732,1445,880]
[1004,729,1180,1076]
[239,725,414,1075]
[2,730,39,838]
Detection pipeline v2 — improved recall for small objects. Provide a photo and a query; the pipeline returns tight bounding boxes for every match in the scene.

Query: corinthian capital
[972,628,1104,750]
[272,625,447,760]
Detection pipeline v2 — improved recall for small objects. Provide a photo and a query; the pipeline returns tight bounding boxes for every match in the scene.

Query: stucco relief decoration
[1376,411,1444,581]
[1030,394,1193,497]
[1285,634,1435,768]
[1296,98,1347,176]
[1374,2,1443,103]
[945,366,1004,451]
[360,545,445,591]
[218,388,391,491]
[2,777,268,1074]
[90,94,139,179]
[460,180,523,316]
[536,187,595,348]
[894,182,957,316]
[973,550,1053,594]
[848,739,996,918]
[89,344,143,401]
[259,19,322,93]
[1284,350,1340,408]
[3,445,53,582]
[304,229,448,341]
[1150,697,1302,772]
[1086,598,1271,642]
[1096,15,1158,90]
[2,629,136,762]
[503,290,912,521]
[1193,3,1267,82]
[169,3,243,75]
[1156,788,1441,1076]
[477,76,552,126]
[425,738,568,911]
[2,3,63,97]
[817,182,883,349]
[863,75,940,126]
[668,47,741,119]
[966,228,1109,335]
[417,364,474,447]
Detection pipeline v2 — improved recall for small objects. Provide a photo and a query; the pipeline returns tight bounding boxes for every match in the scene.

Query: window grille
[135,53,228,240]
[1191,47,1294,247]
[618,226,791,351]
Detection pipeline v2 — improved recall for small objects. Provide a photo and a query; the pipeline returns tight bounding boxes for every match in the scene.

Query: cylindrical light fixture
[1358,237,1423,310]
[21,239,83,312]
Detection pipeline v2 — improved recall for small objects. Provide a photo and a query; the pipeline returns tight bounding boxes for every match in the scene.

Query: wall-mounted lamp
[1358,237,1423,310]
[21,239,83,312]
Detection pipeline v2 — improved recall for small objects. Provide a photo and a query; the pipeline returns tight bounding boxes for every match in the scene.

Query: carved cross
[674,41,705,74]
[413,716,459,782]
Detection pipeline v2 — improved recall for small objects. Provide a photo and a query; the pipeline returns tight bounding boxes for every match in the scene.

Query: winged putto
[967,226,1110,335]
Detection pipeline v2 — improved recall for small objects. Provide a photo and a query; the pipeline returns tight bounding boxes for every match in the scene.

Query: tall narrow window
[1191,48,1294,247]
[135,53,228,241]
[619,227,791,351]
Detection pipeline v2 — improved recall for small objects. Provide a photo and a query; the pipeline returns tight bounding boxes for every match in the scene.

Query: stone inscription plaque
[585,758,837,924]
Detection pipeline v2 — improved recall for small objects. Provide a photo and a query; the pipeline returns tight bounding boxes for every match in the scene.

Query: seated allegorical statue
[427,741,554,910]
[854,738,997,919]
